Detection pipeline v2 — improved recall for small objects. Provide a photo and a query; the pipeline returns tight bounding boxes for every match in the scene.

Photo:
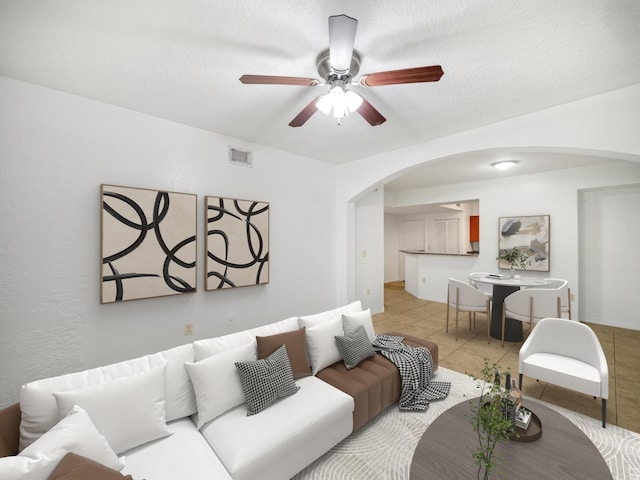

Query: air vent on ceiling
[228,147,253,167]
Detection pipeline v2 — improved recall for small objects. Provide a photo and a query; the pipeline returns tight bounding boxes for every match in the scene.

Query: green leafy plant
[497,246,531,270]
[467,358,516,480]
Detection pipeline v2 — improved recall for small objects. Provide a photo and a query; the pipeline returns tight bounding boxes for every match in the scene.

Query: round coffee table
[410,397,612,480]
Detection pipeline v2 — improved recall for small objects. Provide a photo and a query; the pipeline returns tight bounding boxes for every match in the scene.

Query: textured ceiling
[1,0,640,166]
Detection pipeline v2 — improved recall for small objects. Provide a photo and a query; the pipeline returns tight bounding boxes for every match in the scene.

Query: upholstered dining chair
[540,278,572,319]
[446,278,491,343]
[468,272,494,300]
[501,288,561,347]
[519,317,609,428]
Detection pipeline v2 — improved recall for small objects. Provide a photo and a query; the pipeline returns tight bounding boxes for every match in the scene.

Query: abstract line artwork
[206,196,269,290]
[498,215,550,272]
[101,185,197,303]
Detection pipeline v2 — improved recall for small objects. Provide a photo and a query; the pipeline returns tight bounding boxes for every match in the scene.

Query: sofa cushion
[298,301,362,331]
[53,364,171,455]
[335,325,376,369]
[256,328,311,379]
[304,317,345,375]
[235,345,300,415]
[317,331,439,432]
[342,308,376,342]
[0,405,123,480]
[161,344,197,421]
[120,418,233,480]
[200,376,353,480]
[0,403,21,457]
[19,344,195,451]
[194,317,299,361]
[185,341,257,428]
[47,453,133,480]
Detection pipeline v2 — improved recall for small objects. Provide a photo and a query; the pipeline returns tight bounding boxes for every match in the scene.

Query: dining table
[467,273,550,342]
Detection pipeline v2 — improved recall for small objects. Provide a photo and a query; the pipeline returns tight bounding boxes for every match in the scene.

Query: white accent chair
[518,317,609,428]
[446,278,491,343]
[501,288,561,347]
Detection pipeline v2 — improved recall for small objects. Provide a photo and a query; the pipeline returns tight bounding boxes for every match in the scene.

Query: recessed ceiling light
[491,160,518,170]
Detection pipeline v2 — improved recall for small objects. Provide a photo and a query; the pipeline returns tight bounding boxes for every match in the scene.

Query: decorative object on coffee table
[467,358,516,480]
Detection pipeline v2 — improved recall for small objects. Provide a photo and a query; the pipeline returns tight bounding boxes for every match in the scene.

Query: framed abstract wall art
[101,185,197,303]
[498,215,550,272]
[205,196,269,290]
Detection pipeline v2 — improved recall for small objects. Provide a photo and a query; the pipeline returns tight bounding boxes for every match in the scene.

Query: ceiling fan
[239,14,444,127]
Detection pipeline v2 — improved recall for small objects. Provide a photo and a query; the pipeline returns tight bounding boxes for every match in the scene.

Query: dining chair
[501,288,561,347]
[539,278,572,319]
[446,278,491,343]
[468,272,494,300]
[519,317,608,427]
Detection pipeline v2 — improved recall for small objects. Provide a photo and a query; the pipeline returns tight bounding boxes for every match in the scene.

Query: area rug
[292,367,640,480]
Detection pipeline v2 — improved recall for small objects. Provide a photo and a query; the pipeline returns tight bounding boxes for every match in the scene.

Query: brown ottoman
[316,332,438,432]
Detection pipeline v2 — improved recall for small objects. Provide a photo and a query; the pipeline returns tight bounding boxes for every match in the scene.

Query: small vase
[509,267,515,278]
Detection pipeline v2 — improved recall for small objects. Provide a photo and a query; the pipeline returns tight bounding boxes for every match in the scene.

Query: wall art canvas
[206,196,269,290]
[101,185,197,303]
[498,215,550,272]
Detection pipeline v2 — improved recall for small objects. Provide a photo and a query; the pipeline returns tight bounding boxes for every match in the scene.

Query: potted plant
[497,246,531,276]
[467,358,516,480]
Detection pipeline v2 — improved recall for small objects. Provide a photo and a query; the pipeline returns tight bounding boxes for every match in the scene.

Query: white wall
[383,213,400,283]
[0,77,338,408]
[354,189,384,313]
[579,184,640,330]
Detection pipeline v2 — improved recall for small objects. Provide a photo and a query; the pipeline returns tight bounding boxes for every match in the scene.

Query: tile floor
[373,281,640,433]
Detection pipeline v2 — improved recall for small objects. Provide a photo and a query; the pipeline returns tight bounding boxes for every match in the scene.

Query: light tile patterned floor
[373,281,640,433]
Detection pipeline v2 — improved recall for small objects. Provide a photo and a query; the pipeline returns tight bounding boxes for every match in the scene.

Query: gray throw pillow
[335,325,377,369]
[235,345,300,415]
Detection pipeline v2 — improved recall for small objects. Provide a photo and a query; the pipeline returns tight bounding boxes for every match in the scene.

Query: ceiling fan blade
[289,96,321,127]
[359,65,444,87]
[328,14,358,73]
[239,75,319,86]
[357,97,386,126]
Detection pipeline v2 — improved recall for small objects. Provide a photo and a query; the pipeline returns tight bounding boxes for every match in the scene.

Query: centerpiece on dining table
[497,246,531,277]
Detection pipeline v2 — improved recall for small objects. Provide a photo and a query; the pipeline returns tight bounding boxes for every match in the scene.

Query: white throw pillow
[161,343,197,421]
[185,340,257,428]
[0,405,122,480]
[305,317,345,375]
[19,351,167,451]
[298,301,363,330]
[342,309,376,342]
[54,364,171,455]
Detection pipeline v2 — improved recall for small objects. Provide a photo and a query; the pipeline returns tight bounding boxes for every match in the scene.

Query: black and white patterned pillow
[235,344,300,416]
[334,325,377,369]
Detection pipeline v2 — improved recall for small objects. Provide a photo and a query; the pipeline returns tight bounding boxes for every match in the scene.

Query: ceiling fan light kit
[239,14,444,127]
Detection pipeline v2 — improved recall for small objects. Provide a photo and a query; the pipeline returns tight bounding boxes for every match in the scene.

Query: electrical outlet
[367,288,371,296]
[184,323,193,336]
[362,249,367,258]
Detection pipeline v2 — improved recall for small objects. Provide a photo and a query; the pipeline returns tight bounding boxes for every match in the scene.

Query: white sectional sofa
[0,301,439,480]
